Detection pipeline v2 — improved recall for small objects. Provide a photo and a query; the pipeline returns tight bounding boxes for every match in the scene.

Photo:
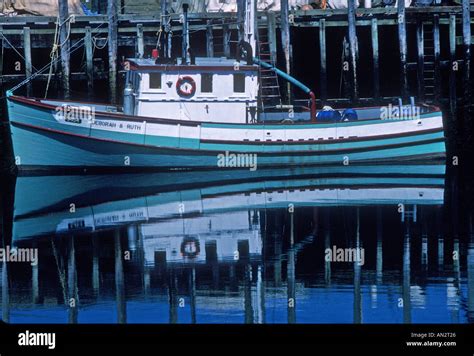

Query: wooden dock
[0,1,472,107]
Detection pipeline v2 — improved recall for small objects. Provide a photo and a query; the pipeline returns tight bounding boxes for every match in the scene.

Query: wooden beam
[371,18,380,99]
[59,0,70,99]
[398,0,408,100]
[23,27,32,97]
[347,0,358,101]
[136,23,144,58]
[319,19,327,101]
[108,0,118,104]
[85,26,94,98]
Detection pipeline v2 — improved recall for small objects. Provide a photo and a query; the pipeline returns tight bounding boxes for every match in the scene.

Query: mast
[244,0,257,55]
[181,2,190,64]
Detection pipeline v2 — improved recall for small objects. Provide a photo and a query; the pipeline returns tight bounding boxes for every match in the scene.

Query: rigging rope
[7,4,127,95]
[5,10,245,97]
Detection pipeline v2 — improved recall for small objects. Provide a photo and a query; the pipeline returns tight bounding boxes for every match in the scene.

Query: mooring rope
[44,15,61,99]
[44,14,75,98]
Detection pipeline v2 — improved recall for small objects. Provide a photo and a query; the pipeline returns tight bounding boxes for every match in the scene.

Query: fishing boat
[6,5,446,171]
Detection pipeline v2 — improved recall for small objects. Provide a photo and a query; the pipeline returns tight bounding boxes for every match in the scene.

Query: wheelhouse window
[233,73,245,93]
[201,73,213,93]
[149,73,162,89]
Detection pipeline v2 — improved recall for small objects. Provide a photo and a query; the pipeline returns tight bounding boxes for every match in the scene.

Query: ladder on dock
[257,27,282,112]
[423,23,436,102]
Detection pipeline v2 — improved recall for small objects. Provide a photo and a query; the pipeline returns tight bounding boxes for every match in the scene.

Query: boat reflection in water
[2,164,473,324]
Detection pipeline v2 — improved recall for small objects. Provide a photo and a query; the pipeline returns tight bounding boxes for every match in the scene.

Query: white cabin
[124,57,260,123]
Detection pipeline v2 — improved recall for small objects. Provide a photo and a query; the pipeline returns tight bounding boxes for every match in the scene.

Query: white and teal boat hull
[7,95,446,171]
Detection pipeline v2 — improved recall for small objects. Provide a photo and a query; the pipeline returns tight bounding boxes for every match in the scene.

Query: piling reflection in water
[1,163,474,324]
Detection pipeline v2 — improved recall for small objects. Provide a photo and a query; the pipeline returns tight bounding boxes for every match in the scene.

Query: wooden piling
[449,14,456,112]
[168,270,178,323]
[353,209,362,324]
[68,236,78,324]
[371,18,379,100]
[468,245,474,320]
[281,0,292,101]
[376,208,383,284]
[223,22,231,58]
[32,244,39,304]
[136,23,144,58]
[85,26,94,98]
[108,0,118,104]
[1,260,9,323]
[267,12,277,64]
[237,0,246,43]
[462,0,472,103]
[397,0,408,99]
[114,229,126,324]
[23,27,32,97]
[0,26,3,79]
[433,14,441,101]
[347,0,358,101]
[59,0,70,99]
[244,264,254,324]
[319,19,327,101]
[416,19,424,101]
[181,3,189,63]
[403,235,412,323]
[92,233,100,295]
[160,0,169,58]
[189,268,196,324]
[167,29,172,59]
[287,212,296,324]
[206,20,214,58]
[257,265,266,324]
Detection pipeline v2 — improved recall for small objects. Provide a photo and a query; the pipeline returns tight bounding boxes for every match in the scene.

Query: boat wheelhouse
[124,56,260,123]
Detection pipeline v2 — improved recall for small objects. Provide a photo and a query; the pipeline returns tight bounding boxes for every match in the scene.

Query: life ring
[176,76,196,97]
[180,237,200,259]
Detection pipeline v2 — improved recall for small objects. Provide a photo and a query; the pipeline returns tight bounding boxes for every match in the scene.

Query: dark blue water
[0,49,473,324]
[1,160,473,324]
